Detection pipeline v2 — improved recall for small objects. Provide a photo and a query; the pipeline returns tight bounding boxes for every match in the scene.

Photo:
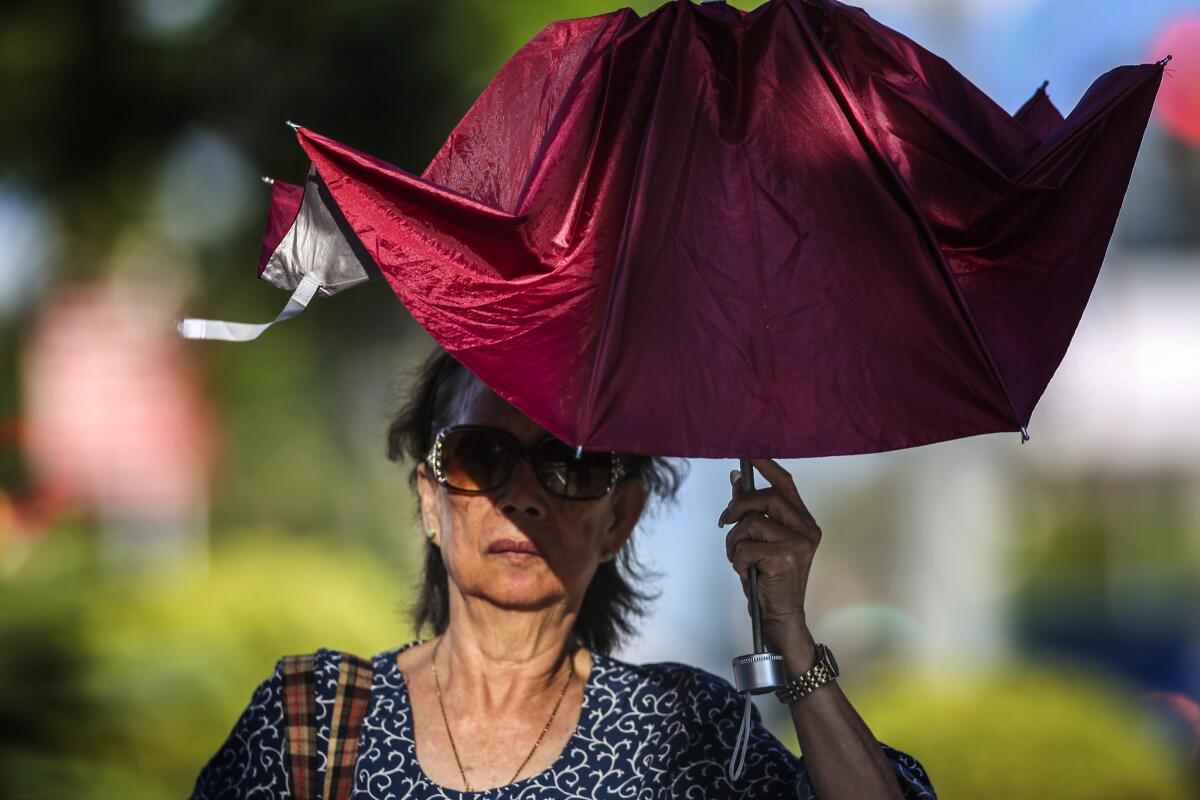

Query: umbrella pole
[730,458,787,694]
[740,458,765,653]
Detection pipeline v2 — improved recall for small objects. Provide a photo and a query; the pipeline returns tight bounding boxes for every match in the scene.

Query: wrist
[775,642,840,705]
[773,622,818,674]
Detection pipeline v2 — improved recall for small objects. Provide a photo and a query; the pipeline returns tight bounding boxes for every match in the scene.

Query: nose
[496,452,547,518]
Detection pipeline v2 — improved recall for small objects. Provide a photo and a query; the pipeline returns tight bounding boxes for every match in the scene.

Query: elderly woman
[192,348,935,799]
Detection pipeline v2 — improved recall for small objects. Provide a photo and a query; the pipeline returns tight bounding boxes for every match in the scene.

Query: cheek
[553,508,612,564]
[438,501,489,570]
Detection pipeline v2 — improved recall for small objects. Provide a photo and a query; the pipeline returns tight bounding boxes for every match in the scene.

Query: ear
[415,461,441,535]
[603,480,647,558]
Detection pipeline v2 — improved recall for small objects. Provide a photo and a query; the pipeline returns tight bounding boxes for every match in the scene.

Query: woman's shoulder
[593,652,745,715]
[584,654,809,794]
[287,642,418,675]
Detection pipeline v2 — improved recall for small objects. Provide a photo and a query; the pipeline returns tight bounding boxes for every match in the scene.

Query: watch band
[775,643,839,704]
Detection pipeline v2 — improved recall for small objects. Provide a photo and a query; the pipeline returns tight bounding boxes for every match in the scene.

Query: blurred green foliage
[0,529,413,800]
[1013,473,1200,603]
[782,664,1197,800]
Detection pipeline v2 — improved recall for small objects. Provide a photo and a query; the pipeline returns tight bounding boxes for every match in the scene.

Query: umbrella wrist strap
[176,273,321,342]
[727,691,753,783]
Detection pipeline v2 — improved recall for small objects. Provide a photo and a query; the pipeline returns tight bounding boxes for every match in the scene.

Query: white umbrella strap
[175,274,321,342]
[727,691,753,783]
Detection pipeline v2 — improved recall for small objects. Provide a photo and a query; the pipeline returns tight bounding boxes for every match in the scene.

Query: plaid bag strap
[322,653,375,800]
[281,652,375,800]
[281,654,320,800]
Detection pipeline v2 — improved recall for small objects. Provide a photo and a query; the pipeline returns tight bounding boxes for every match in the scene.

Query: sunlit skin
[397,374,905,799]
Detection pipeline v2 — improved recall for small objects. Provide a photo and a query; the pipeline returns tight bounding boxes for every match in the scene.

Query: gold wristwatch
[775,643,839,704]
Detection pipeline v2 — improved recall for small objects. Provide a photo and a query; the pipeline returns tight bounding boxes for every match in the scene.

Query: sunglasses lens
[438,429,516,491]
[533,439,617,499]
[435,427,620,499]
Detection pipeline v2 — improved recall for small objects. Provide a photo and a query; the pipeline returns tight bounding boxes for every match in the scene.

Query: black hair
[385,346,687,655]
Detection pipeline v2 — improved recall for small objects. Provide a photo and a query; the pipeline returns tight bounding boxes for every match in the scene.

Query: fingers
[749,458,815,518]
[724,511,820,562]
[723,462,821,599]
[748,458,797,495]
[721,460,814,530]
[723,512,794,561]
[729,538,813,580]
[720,487,808,529]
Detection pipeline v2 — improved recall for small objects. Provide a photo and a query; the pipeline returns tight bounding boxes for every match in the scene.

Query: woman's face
[416,377,646,618]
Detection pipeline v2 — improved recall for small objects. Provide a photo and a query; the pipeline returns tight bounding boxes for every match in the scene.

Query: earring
[425,528,437,541]
[601,548,615,561]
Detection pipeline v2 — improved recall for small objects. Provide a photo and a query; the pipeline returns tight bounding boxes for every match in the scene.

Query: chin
[479,569,568,611]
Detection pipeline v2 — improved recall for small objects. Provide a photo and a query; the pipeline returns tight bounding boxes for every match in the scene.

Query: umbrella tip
[1158,54,1173,67]
[261,175,275,186]
[285,120,301,131]
[1039,80,1049,92]
[1019,426,1030,443]
[575,444,583,459]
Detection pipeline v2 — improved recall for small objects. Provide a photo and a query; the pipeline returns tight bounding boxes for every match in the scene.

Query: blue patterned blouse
[192,644,935,799]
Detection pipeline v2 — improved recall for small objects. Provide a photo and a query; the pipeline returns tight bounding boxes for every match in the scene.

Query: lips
[487,538,544,557]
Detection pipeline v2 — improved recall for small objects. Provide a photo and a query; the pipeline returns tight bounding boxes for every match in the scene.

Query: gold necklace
[430,638,576,792]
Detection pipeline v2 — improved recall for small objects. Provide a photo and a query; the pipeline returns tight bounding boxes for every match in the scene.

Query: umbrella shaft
[739,458,764,654]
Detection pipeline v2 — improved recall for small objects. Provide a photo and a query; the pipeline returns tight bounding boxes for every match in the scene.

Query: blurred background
[1,0,1197,797]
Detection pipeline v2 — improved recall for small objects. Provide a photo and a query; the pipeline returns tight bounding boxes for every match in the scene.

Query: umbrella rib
[733,59,773,406]
[785,0,1024,429]
[578,10,681,447]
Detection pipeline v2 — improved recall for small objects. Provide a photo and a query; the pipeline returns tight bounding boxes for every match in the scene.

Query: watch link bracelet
[775,643,840,704]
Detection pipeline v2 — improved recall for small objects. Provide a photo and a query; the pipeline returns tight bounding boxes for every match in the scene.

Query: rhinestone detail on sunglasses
[425,425,627,500]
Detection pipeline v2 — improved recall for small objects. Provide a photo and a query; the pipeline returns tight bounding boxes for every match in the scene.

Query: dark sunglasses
[425,425,628,500]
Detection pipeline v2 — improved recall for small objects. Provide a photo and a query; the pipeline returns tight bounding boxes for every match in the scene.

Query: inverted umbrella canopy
[180,0,1167,459]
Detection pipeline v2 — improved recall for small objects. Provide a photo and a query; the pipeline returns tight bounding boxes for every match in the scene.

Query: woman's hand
[721,460,908,800]
[718,458,820,664]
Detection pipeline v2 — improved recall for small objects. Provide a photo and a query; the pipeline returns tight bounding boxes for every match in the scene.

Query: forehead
[448,374,553,444]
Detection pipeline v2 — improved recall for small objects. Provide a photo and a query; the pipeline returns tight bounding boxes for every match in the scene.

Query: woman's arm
[776,627,910,799]
[654,661,932,800]
[720,459,918,800]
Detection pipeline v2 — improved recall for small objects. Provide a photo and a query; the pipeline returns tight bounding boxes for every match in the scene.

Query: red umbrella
[177,0,1168,701]
[180,0,1166,461]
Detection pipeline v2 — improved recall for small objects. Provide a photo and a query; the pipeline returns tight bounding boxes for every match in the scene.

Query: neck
[436,589,580,709]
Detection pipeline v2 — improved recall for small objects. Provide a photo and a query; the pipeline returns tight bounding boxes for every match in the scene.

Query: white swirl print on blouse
[191,644,937,800]
[190,661,292,799]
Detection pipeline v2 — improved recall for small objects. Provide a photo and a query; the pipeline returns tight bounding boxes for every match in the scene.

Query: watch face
[822,645,840,677]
